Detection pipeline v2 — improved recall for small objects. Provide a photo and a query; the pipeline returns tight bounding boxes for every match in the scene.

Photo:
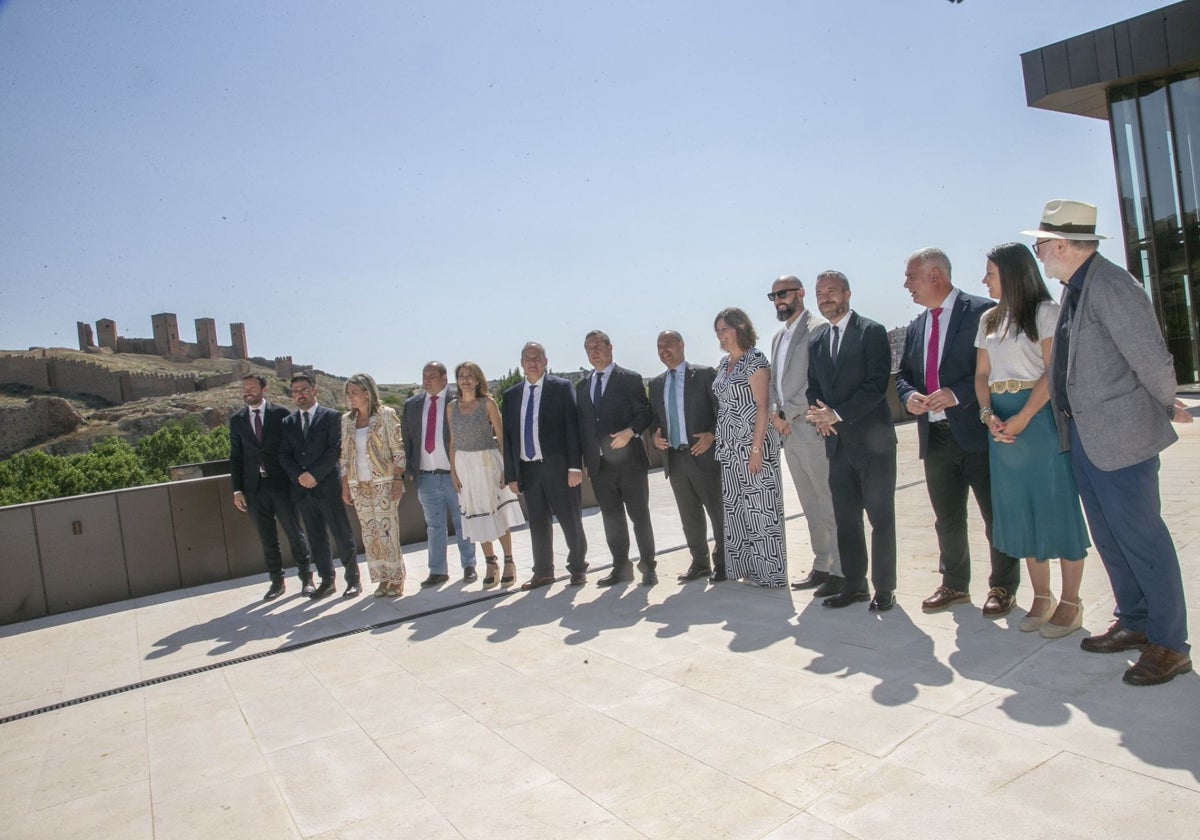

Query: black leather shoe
[709,567,728,583]
[677,565,712,582]
[812,575,845,598]
[343,581,362,598]
[310,578,337,599]
[869,590,895,612]
[597,564,635,587]
[569,570,587,586]
[641,570,659,586]
[463,566,478,584]
[263,580,285,601]
[300,577,317,597]
[791,569,829,590]
[823,590,870,608]
[420,574,450,588]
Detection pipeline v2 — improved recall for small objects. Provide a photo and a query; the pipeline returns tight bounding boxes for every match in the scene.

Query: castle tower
[194,317,219,358]
[77,322,95,351]
[96,318,117,350]
[229,322,248,360]
[151,313,181,358]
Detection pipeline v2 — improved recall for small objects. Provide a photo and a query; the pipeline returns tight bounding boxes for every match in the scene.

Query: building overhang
[1021,0,1200,120]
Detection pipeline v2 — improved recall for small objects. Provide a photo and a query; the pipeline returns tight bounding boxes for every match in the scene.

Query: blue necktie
[592,371,604,417]
[668,369,683,448]
[523,385,537,459]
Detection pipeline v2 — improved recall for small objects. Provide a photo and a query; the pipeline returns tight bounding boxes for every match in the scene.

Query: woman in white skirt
[447,361,526,586]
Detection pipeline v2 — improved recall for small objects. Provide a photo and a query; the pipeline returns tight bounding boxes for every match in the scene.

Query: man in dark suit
[229,374,311,601]
[577,330,656,586]
[402,361,477,587]
[501,341,588,590]
[896,247,1019,618]
[647,330,725,583]
[805,270,898,612]
[279,373,362,599]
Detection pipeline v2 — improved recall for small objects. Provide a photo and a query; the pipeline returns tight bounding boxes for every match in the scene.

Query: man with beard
[768,275,842,597]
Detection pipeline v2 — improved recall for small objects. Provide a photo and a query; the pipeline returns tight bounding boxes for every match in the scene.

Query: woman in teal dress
[974,243,1089,638]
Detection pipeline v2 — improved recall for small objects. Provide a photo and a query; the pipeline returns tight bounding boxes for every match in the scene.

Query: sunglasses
[767,288,802,301]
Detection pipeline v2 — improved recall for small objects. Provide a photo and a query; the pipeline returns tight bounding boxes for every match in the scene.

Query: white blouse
[974,299,1060,383]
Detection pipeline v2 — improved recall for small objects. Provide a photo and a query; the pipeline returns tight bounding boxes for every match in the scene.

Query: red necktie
[424,395,438,454]
[925,307,943,394]
[253,409,262,442]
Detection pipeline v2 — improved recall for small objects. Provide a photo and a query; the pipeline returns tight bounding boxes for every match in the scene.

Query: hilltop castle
[76,313,248,362]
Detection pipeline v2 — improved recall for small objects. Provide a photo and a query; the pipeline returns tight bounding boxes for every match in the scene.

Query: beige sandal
[1039,598,1083,638]
[1019,594,1057,632]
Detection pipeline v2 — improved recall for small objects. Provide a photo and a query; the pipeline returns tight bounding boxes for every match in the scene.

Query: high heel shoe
[1019,594,1057,632]
[1039,598,1083,638]
[482,556,500,587]
[500,556,516,586]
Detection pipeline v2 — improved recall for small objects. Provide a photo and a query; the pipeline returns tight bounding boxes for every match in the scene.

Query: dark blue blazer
[229,401,292,495]
[576,364,652,476]
[279,404,344,501]
[806,311,896,458]
[501,375,582,489]
[895,291,995,458]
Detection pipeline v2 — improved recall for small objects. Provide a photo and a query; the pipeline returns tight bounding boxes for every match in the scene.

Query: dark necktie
[592,371,604,417]
[925,307,943,393]
[667,369,683,448]
[523,385,537,458]
[830,326,840,363]
[424,395,438,454]
[301,410,310,438]
[252,409,262,442]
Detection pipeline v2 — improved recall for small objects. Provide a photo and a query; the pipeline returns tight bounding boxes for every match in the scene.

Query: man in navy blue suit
[280,373,362,599]
[895,247,1018,618]
[501,341,588,590]
[229,374,310,601]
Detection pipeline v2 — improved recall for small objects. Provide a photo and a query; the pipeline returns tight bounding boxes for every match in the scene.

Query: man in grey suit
[1027,199,1192,685]
[767,276,842,597]
[647,330,726,583]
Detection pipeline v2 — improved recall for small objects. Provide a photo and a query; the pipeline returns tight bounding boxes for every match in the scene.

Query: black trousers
[296,492,361,584]
[828,440,897,593]
[924,423,1019,593]
[592,459,656,567]
[664,448,724,570]
[521,461,588,578]
[247,482,310,581]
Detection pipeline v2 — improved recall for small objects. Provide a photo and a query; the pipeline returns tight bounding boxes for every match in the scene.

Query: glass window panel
[1168,73,1200,383]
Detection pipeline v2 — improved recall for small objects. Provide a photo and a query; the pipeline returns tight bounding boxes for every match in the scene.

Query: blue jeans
[1069,422,1189,653]
[416,471,476,574]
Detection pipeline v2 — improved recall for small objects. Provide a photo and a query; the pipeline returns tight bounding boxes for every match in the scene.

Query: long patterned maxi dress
[713,347,786,586]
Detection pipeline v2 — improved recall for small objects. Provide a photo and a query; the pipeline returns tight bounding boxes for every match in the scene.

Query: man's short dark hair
[242,374,267,388]
[290,373,315,388]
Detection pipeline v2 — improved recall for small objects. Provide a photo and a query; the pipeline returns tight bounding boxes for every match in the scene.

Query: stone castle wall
[0,354,235,405]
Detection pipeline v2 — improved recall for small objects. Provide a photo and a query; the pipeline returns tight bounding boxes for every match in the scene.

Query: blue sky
[0,1,1165,383]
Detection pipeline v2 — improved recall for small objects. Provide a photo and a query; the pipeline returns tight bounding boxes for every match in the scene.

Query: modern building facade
[1022,0,1200,385]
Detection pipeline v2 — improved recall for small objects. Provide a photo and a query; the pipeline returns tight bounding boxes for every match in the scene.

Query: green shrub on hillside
[0,420,231,506]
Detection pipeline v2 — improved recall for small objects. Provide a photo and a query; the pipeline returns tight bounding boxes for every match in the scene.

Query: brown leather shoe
[520,575,556,591]
[1122,645,1193,686]
[982,587,1016,618]
[1081,622,1149,654]
[921,586,970,613]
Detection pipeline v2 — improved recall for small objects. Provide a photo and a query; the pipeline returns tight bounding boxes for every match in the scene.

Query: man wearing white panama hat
[1024,199,1193,686]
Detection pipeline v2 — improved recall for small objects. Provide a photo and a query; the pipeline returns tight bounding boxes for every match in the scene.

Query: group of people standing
[229,198,1192,688]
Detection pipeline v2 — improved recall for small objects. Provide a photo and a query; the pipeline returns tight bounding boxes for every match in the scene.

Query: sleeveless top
[448,399,498,452]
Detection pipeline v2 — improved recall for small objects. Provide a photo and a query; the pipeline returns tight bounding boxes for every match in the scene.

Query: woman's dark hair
[713,307,757,350]
[983,242,1051,340]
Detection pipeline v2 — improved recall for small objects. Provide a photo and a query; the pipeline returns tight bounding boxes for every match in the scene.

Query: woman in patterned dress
[447,361,526,587]
[339,373,408,597]
[712,307,786,586]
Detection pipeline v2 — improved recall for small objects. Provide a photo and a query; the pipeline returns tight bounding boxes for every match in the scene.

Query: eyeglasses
[766,288,802,300]
[1032,239,1055,256]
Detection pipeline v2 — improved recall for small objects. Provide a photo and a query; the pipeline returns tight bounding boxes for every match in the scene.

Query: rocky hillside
[0,349,414,459]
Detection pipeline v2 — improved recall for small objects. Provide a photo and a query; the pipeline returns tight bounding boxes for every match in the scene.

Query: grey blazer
[769,308,828,425]
[1049,252,1178,471]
